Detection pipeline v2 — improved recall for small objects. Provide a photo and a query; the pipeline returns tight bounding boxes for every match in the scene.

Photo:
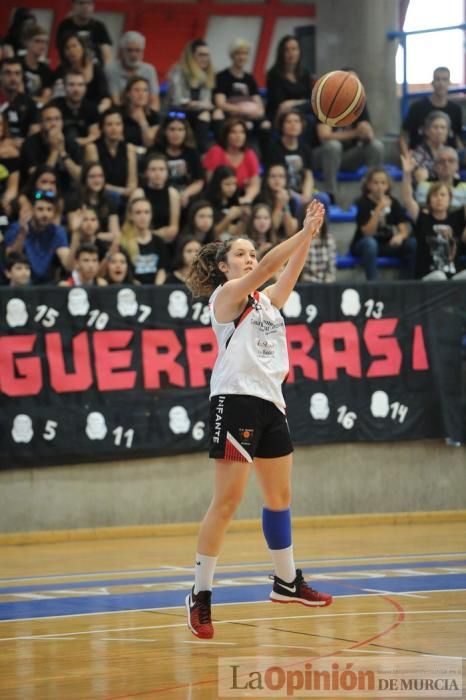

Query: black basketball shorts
[209,394,293,462]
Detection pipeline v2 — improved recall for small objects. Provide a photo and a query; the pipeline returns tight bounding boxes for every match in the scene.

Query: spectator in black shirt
[214,38,271,156]
[0,112,20,212]
[122,76,160,149]
[65,161,120,240]
[0,58,39,146]
[266,35,313,128]
[56,0,112,66]
[53,33,111,113]
[20,25,54,105]
[51,69,99,148]
[19,103,81,192]
[400,66,463,157]
[3,8,37,57]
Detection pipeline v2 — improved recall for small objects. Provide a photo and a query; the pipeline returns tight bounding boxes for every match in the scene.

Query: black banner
[1,282,465,468]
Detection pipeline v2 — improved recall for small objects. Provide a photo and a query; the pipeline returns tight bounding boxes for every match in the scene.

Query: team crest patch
[238,428,254,445]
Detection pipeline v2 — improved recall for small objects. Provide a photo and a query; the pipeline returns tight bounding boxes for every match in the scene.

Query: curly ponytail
[185,242,227,297]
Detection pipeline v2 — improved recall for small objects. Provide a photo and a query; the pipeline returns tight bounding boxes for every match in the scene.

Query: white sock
[270,545,296,583]
[194,552,218,594]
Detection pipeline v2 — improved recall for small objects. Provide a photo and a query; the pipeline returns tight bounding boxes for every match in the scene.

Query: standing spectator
[4,252,31,287]
[214,38,270,156]
[0,113,20,212]
[266,35,313,127]
[66,161,120,239]
[256,164,299,239]
[167,39,223,153]
[164,237,202,285]
[0,58,39,146]
[20,25,54,105]
[53,33,111,113]
[105,32,160,112]
[120,197,168,284]
[267,109,315,209]
[312,69,384,204]
[85,107,138,200]
[19,103,81,192]
[351,167,416,280]
[415,147,466,210]
[400,66,463,156]
[203,118,261,203]
[411,111,453,182]
[401,154,466,280]
[3,8,37,57]
[56,0,112,66]
[5,190,70,283]
[154,114,204,209]
[122,76,160,149]
[51,69,100,148]
[301,218,337,283]
[134,153,181,244]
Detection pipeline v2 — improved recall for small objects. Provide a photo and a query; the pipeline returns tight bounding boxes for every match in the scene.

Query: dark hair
[99,106,123,130]
[153,114,196,150]
[190,38,208,53]
[143,151,169,172]
[122,75,151,112]
[105,246,135,284]
[5,252,31,271]
[0,57,24,73]
[362,167,392,196]
[259,163,290,208]
[186,237,256,297]
[75,243,99,259]
[64,68,86,83]
[171,236,201,271]
[181,199,215,241]
[33,189,57,205]
[277,108,304,133]
[218,118,248,151]
[206,165,238,208]
[3,8,36,52]
[270,35,303,79]
[246,203,278,247]
[58,32,88,68]
[25,165,61,199]
[22,23,48,43]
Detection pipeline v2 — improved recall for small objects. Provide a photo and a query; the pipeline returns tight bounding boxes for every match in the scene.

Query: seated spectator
[153,114,204,209]
[0,58,39,147]
[17,165,65,225]
[245,203,278,257]
[56,0,112,66]
[4,252,31,287]
[415,147,466,210]
[68,205,114,260]
[3,8,37,57]
[51,69,100,148]
[104,246,136,284]
[19,103,81,193]
[164,236,202,285]
[267,109,315,210]
[120,197,168,284]
[205,165,245,240]
[401,154,466,280]
[0,113,20,212]
[134,153,180,244]
[203,118,261,203]
[85,107,138,200]
[180,199,215,243]
[412,111,453,182]
[256,163,299,239]
[312,70,384,203]
[214,38,270,156]
[400,66,463,156]
[4,190,70,283]
[301,216,337,283]
[105,32,159,112]
[20,25,54,105]
[351,167,416,280]
[53,32,111,113]
[60,242,107,286]
[265,35,313,128]
[66,161,120,239]
[122,76,160,149]
[167,39,223,153]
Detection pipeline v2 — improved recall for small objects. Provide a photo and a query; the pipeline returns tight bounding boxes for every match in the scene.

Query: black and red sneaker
[269,569,333,607]
[185,587,214,639]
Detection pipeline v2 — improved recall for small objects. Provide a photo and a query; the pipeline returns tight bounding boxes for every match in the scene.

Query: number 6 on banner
[192,421,205,440]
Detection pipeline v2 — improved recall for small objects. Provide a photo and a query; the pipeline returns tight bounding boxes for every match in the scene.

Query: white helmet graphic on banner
[85,412,108,440]
[169,405,191,434]
[168,290,189,318]
[341,288,361,316]
[117,288,138,317]
[68,288,90,316]
[310,393,330,420]
[12,414,34,443]
[6,298,28,327]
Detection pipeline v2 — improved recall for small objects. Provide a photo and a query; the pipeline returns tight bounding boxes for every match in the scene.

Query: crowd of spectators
[0,4,465,289]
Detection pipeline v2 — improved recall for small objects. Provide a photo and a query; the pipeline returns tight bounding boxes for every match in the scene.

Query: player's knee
[264,488,291,510]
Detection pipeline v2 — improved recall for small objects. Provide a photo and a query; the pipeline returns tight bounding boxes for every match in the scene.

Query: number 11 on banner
[113,427,134,448]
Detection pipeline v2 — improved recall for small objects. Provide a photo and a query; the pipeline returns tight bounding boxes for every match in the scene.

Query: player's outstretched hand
[302,199,325,240]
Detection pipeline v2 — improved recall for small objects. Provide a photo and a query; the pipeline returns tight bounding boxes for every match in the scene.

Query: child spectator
[351,167,416,280]
[256,164,299,239]
[60,242,107,286]
[301,218,337,283]
[4,252,31,286]
[245,203,278,257]
[205,165,245,240]
[181,199,215,244]
[120,197,168,284]
[134,153,180,243]
[164,236,202,285]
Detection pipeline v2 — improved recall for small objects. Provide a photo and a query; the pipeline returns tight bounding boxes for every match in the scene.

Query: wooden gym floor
[0,514,465,700]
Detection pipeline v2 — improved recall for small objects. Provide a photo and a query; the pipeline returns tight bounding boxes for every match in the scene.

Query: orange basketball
[311,70,366,127]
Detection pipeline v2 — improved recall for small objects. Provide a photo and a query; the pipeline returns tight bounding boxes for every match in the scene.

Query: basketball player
[185,199,333,639]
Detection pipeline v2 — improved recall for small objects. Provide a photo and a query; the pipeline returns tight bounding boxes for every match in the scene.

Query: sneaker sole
[270,592,332,607]
[184,594,215,639]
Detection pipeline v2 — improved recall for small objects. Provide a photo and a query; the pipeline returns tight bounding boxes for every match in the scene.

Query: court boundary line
[1,510,465,546]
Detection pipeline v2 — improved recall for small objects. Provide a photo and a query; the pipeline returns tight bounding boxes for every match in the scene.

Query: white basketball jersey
[209,286,289,411]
